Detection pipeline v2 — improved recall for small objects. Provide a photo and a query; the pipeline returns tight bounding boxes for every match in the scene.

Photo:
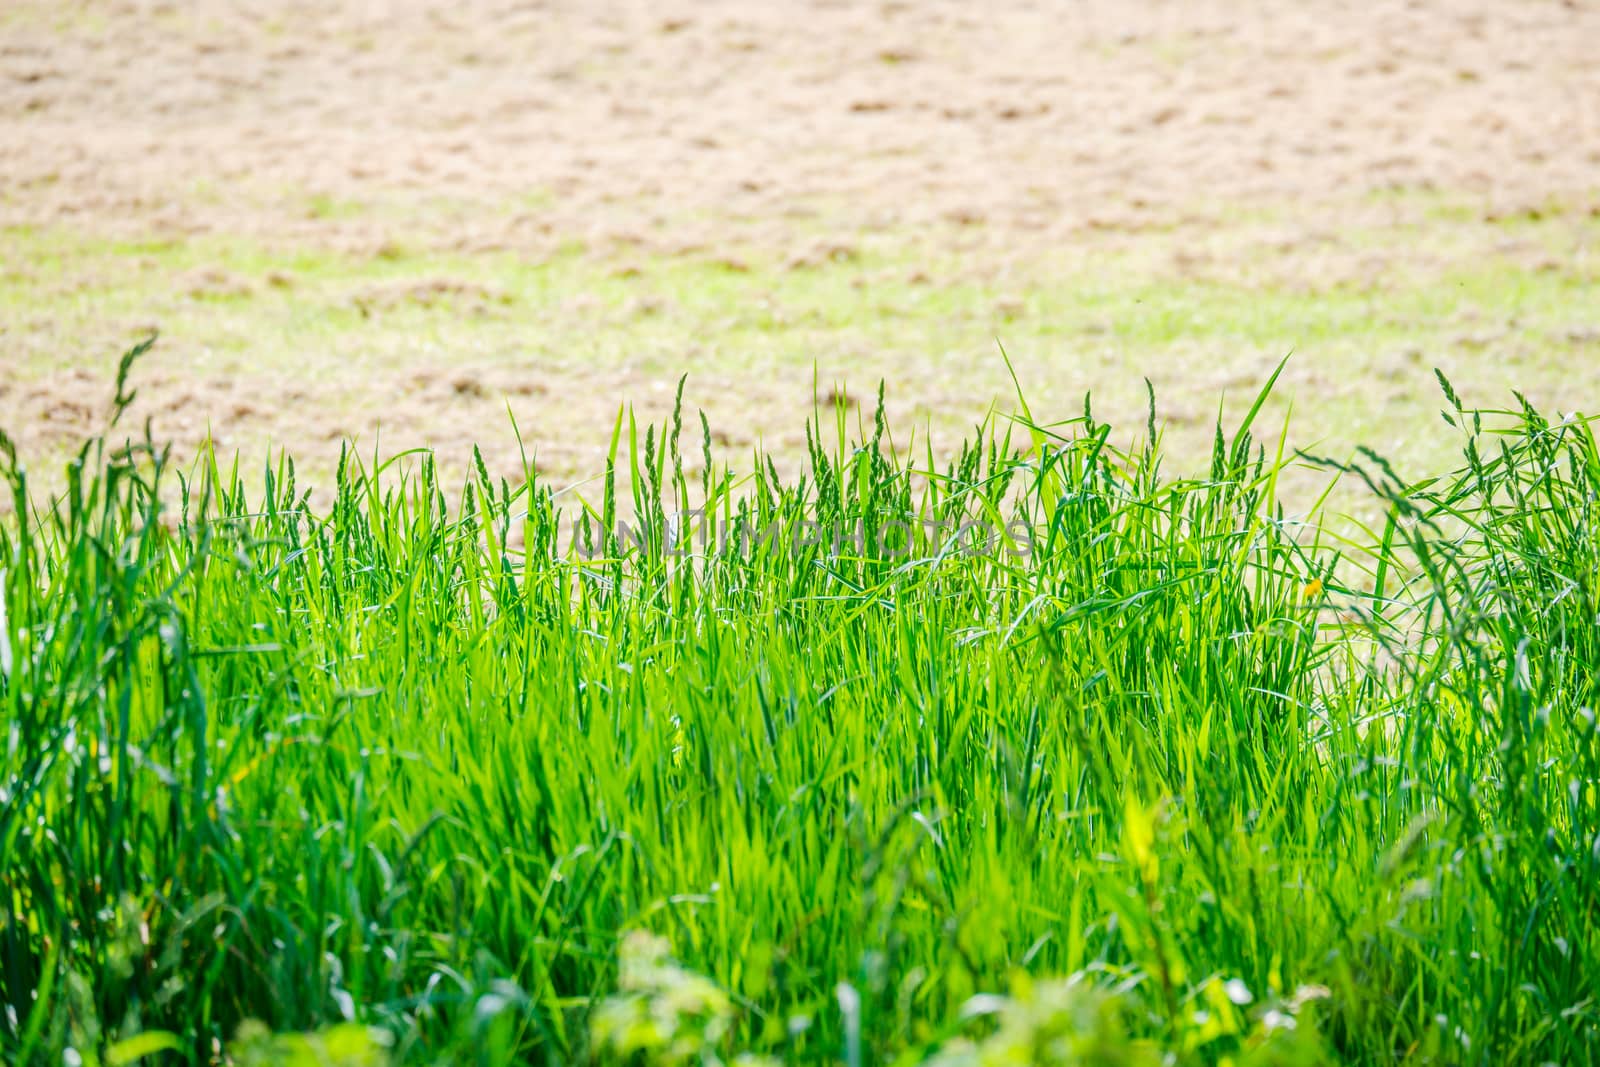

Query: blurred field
[3,0,1599,505]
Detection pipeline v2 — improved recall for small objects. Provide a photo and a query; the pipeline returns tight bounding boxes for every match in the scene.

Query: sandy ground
[7,0,1597,247]
[3,0,1600,503]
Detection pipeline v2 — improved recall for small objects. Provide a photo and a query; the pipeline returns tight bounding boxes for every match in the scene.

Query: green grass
[2,350,1598,1064]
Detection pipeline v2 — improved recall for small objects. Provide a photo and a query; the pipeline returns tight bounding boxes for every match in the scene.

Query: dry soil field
[3,0,1599,504]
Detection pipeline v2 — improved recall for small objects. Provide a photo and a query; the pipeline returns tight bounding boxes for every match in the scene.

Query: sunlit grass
[2,348,1597,1063]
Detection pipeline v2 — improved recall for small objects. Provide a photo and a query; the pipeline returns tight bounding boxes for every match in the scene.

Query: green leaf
[107,1032,182,1066]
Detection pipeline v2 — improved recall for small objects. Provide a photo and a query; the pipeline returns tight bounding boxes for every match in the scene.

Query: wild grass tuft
[0,350,1596,1064]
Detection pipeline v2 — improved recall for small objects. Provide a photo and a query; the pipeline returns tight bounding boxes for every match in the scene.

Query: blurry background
[2,0,1597,509]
